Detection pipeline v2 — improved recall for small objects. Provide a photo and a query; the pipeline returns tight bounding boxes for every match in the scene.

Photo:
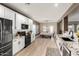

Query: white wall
[40,22,57,33]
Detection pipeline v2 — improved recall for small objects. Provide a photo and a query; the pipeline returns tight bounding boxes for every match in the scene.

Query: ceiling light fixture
[54,3,59,7]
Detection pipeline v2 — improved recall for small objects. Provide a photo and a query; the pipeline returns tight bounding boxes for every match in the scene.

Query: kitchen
[1,3,79,56]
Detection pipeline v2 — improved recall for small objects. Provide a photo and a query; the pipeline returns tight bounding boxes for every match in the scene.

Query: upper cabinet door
[24,17,28,24]
[0,5,5,18]
[29,19,33,30]
[4,7,15,20]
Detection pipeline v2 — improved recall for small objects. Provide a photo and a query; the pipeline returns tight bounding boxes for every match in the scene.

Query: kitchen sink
[61,37,73,41]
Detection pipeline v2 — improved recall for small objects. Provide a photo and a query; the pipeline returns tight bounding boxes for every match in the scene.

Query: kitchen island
[63,41,79,56]
[55,34,79,56]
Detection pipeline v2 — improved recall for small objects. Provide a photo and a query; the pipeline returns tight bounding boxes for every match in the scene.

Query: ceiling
[68,5,79,22]
[4,3,73,23]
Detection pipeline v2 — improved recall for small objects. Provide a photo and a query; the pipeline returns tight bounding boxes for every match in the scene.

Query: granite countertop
[63,41,79,56]
[58,34,79,56]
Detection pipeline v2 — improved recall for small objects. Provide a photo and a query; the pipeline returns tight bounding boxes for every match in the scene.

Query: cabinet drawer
[13,41,18,55]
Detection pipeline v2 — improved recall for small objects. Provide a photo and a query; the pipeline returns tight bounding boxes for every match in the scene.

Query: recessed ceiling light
[54,3,59,7]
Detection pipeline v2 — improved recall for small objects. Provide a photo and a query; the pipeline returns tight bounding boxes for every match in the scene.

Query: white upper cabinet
[4,7,15,20]
[21,15,26,24]
[25,17,29,24]
[16,13,26,30]
[29,19,33,31]
[0,4,15,20]
[0,5,5,18]
[30,19,33,30]
[16,13,22,30]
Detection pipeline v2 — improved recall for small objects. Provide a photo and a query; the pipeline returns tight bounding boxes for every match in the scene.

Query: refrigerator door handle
[0,21,2,42]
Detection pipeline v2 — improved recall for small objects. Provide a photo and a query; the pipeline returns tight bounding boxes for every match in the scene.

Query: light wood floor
[16,37,59,56]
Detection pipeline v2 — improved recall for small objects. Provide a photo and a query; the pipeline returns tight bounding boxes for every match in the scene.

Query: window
[42,25,54,33]
[49,26,54,33]
[32,24,36,34]
[68,25,74,32]
[77,24,79,32]
[43,25,47,32]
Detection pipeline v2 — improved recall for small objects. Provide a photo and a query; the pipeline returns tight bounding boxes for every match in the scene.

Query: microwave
[21,24,28,29]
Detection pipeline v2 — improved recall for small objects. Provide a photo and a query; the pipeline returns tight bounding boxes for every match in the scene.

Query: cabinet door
[4,7,15,20]
[0,5,4,18]
[13,41,18,55]
[30,19,33,30]
[31,33,35,42]
[28,19,32,31]
[25,17,28,24]
[16,13,23,30]
[19,37,25,50]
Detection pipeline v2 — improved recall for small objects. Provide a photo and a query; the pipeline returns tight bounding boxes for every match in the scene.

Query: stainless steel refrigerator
[0,18,12,56]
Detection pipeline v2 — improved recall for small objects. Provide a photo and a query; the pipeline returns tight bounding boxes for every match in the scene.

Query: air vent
[25,3,30,6]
